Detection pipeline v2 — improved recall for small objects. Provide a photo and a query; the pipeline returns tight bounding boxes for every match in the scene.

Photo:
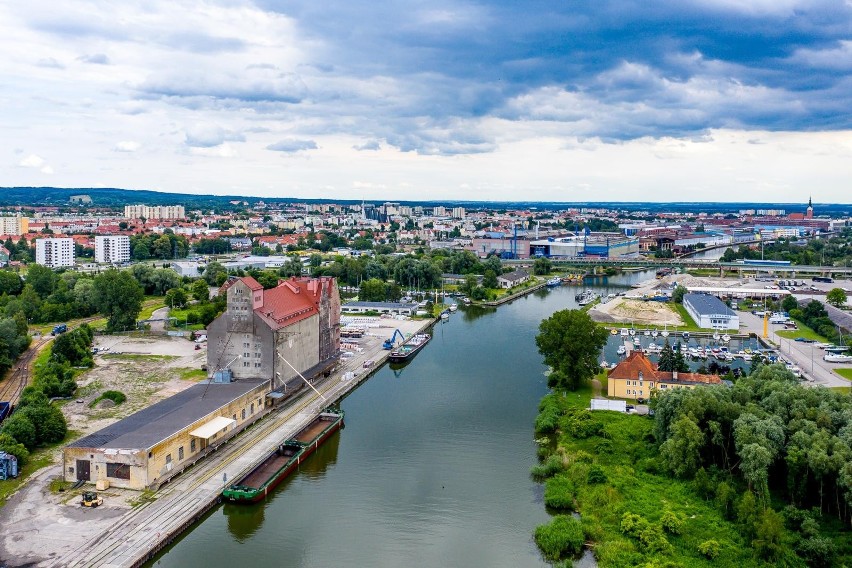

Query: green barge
[222,409,344,503]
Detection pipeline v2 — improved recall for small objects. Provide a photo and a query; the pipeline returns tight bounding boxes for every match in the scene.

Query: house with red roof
[607,351,722,400]
[206,276,340,386]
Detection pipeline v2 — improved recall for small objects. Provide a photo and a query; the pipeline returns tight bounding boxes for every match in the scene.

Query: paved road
[738,311,849,388]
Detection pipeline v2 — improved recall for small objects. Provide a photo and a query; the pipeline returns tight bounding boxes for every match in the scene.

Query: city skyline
[3,1,852,203]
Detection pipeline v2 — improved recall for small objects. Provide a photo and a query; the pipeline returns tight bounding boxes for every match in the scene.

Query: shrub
[697,539,720,559]
[0,433,29,466]
[562,409,604,439]
[544,475,575,510]
[586,464,607,484]
[534,515,585,561]
[1,413,36,449]
[19,404,67,445]
[531,454,564,481]
[101,390,127,405]
[536,394,563,433]
[621,512,649,538]
[796,536,836,568]
[638,523,671,554]
[660,510,684,535]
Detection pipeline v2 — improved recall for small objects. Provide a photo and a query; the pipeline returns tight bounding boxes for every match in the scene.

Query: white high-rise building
[124,205,186,220]
[35,237,75,268]
[95,235,131,264]
[451,207,466,219]
[433,206,447,217]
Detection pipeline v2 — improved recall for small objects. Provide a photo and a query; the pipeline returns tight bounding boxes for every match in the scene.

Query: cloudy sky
[3,0,852,203]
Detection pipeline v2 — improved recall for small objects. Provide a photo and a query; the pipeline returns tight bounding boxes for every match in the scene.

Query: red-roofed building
[607,351,722,400]
[207,276,340,386]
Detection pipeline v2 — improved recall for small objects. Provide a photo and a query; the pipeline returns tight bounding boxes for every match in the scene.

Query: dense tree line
[653,364,852,563]
[0,313,30,377]
[721,229,852,267]
[129,231,189,260]
[790,299,846,344]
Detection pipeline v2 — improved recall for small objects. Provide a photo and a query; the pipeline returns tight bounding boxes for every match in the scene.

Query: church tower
[806,196,813,219]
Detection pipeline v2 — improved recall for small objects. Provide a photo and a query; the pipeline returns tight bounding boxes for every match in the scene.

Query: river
[147,272,655,568]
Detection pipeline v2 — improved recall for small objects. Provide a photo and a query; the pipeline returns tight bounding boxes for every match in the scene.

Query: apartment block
[0,215,29,236]
[35,237,75,268]
[95,235,131,264]
[124,205,186,220]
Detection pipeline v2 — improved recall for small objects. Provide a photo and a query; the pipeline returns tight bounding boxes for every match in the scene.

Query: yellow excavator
[81,491,103,508]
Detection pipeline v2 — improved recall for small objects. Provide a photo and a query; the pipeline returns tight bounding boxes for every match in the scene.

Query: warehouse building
[683,293,740,330]
[528,233,640,259]
[63,377,270,490]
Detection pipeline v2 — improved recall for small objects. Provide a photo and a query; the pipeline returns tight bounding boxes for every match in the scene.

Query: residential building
[433,206,447,217]
[124,205,186,220]
[35,237,75,268]
[206,276,340,383]
[607,351,722,399]
[94,235,130,264]
[0,245,9,266]
[0,215,28,236]
[452,207,466,219]
[683,293,740,330]
[497,269,530,289]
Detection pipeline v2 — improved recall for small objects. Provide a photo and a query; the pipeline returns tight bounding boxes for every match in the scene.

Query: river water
[148,271,656,568]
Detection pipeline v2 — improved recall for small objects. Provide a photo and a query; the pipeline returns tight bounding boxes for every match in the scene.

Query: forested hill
[0,187,262,209]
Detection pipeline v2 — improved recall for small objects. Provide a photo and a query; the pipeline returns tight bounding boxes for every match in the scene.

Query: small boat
[643,329,650,337]
[546,277,562,287]
[610,328,618,335]
[389,333,431,363]
[712,332,720,341]
[633,337,641,347]
[620,328,629,337]
[682,332,690,340]
[651,329,658,338]
[722,334,731,343]
[440,311,449,320]
[661,325,669,338]
[616,345,626,355]
[448,304,458,312]
[222,409,344,503]
[629,328,636,337]
[600,360,609,368]
[689,347,699,359]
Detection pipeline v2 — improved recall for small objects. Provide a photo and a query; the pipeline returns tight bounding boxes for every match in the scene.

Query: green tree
[482,269,498,289]
[536,309,609,392]
[660,416,704,477]
[359,278,386,302]
[165,287,188,309]
[672,284,687,304]
[191,279,209,302]
[25,264,57,298]
[1,413,36,449]
[0,271,23,296]
[658,340,675,372]
[826,288,847,308]
[93,270,144,332]
[0,433,29,465]
[752,508,785,561]
[533,257,552,275]
[781,294,798,313]
[203,261,228,287]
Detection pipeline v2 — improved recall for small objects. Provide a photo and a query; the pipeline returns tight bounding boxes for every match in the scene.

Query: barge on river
[221,409,344,503]
[388,333,431,363]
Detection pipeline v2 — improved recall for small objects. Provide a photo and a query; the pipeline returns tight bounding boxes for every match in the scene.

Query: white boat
[620,328,629,337]
[616,345,627,355]
[651,329,658,338]
[824,353,852,363]
[440,312,449,320]
[449,304,458,312]
[661,325,669,338]
[712,332,720,341]
[643,329,650,337]
[722,334,731,343]
[629,327,636,336]
[633,337,641,347]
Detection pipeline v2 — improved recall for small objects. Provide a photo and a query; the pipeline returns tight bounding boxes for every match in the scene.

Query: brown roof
[608,351,721,385]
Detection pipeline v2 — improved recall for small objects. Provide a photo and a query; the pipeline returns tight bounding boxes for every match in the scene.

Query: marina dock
[54,317,434,568]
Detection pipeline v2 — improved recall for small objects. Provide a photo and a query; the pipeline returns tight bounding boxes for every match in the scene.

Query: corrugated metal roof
[684,293,736,317]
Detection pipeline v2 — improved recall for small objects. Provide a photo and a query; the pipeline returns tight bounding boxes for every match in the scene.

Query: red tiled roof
[608,351,721,385]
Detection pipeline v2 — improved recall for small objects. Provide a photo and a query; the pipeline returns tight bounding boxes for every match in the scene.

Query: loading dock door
[76,459,90,481]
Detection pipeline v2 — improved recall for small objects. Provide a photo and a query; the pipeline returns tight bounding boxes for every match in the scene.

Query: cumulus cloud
[17,154,53,174]
[184,125,245,148]
[35,57,64,69]
[353,140,381,151]
[77,53,109,64]
[113,141,141,152]
[266,139,318,153]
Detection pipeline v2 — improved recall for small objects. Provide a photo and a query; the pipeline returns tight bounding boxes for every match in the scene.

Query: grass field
[835,368,852,381]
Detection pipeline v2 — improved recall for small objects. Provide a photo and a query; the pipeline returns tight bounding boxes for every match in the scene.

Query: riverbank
[0,317,435,567]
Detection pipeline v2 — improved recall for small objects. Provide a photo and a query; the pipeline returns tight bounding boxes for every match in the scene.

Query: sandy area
[590,298,684,326]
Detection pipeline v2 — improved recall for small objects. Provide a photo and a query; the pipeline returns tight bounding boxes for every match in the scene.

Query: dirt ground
[65,335,207,436]
[0,334,207,567]
[590,298,684,326]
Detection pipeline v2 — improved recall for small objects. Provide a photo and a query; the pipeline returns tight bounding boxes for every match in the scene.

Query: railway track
[0,337,48,407]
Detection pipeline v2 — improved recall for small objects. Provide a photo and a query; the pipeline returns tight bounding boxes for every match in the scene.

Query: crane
[383,329,406,350]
